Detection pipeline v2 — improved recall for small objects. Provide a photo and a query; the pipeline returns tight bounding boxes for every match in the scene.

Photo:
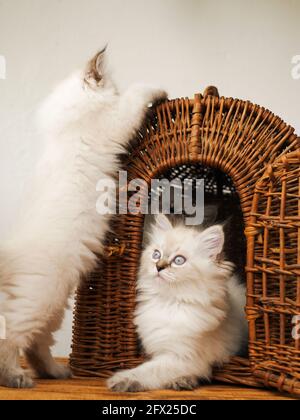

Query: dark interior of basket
[152,164,247,279]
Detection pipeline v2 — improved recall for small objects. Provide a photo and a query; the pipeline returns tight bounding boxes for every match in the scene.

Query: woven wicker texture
[70,88,300,394]
[247,150,300,394]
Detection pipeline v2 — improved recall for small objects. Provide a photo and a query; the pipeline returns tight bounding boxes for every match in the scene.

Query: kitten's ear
[155,214,173,231]
[198,225,224,260]
[85,46,107,85]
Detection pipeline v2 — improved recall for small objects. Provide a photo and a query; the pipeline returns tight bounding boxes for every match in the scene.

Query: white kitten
[0,48,167,388]
[108,214,247,392]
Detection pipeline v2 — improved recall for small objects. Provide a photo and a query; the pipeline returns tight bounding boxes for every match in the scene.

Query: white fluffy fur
[108,215,247,392]
[0,49,167,388]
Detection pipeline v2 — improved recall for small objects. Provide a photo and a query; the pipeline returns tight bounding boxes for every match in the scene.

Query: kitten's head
[140,214,232,290]
[37,47,118,135]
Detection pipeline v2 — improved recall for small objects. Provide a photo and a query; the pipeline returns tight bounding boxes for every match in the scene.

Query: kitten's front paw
[108,372,145,393]
[52,364,72,380]
[0,369,34,389]
[166,375,199,391]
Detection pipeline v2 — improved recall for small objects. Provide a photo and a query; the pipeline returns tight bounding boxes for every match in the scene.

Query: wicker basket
[70,87,300,396]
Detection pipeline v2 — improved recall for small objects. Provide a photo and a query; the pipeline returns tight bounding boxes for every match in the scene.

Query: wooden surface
[0,359,295,400]
[0,378,295,400]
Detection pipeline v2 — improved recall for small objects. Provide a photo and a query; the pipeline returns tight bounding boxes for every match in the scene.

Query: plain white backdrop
[0,0,299,356]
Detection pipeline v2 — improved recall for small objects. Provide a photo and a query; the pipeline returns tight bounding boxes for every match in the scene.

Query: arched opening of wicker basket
[70,90,299,393]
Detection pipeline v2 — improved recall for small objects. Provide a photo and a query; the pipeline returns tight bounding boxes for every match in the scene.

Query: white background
[0,0,299,356]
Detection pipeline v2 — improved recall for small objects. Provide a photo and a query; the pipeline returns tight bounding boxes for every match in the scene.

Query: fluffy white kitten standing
[0,48,167,388]
[108,214,247,392]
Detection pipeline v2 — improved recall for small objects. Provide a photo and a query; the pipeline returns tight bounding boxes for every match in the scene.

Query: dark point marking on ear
[84,45,108,86]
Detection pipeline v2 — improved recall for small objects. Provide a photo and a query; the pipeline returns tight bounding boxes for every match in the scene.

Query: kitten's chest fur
[135,294,217,354]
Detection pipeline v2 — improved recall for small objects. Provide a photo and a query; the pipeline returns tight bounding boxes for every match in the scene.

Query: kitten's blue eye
[152,250,161,261]
[173,256,186,266]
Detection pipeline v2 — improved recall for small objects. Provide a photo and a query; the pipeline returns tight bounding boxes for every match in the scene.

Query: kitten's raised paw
[129,83,168,106]
[166,376,199,391]
[149,88,168,105]
[0,370,34,389]
[108,373,145,393]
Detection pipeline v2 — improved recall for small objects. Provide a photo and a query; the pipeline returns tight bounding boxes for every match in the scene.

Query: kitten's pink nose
[156,261,168,272]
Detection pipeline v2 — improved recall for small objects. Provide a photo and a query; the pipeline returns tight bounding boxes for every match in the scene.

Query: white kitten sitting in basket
[108,214,247,392]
